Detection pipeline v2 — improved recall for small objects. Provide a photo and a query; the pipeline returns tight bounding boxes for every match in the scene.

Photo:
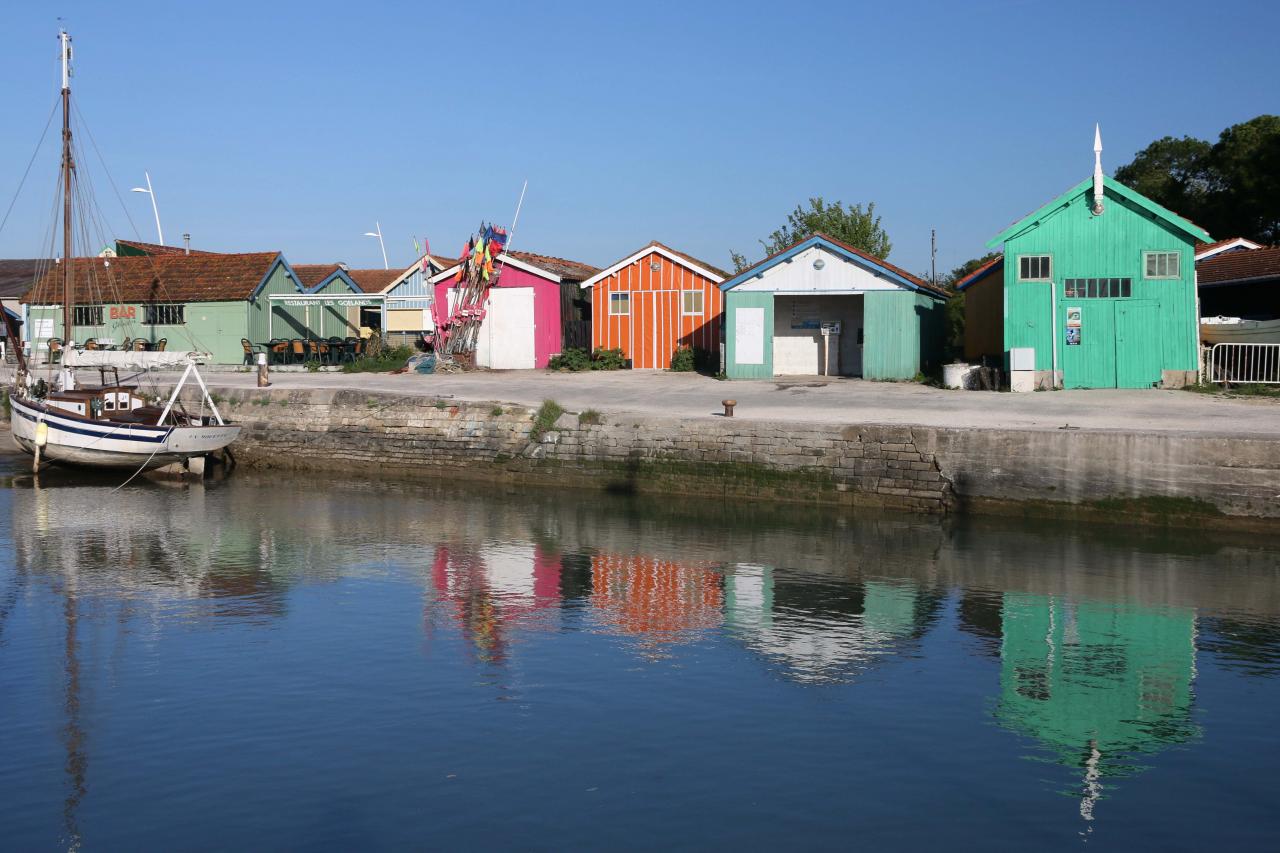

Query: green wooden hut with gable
[960,128,1211,389]
[722,233,947,380]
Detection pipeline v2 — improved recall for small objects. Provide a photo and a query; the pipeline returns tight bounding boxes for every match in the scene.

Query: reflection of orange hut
[590,554,723,641]
[429,543,561,663]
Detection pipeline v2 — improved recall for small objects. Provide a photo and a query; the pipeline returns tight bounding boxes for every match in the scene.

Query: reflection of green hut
[996,593,1199,818]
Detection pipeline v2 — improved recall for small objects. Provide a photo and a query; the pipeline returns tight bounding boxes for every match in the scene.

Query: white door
[479,287,536,369]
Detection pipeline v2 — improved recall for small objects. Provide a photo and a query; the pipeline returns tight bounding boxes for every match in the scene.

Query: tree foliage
[731,197,892,272]
[1115,115,1280,243]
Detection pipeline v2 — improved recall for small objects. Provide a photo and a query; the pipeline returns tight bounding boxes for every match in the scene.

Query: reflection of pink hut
[432,249,596,369]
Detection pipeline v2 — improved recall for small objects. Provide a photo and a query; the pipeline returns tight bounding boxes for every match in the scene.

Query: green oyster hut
[961,130,1211,389]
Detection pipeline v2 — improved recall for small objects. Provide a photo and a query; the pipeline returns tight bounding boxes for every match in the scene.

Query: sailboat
[2,30,239,471]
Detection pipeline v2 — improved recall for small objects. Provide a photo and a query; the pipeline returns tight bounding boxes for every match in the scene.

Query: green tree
[1114,115,1280,243]
[731,197,892,272]
[1208,115,1280,243]
[1113,135,1214,222]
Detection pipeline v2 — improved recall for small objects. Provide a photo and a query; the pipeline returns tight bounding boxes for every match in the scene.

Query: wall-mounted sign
[1065,306,1082,328]
[281,298,379,307]
[109,306,137,320]
[1066,327,1081,346]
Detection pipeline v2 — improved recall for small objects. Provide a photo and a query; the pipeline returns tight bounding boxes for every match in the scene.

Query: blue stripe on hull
[12,401,172,443]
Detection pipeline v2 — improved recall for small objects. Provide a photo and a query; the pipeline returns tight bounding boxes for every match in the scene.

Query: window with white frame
[1018,255,1052,281]
[609,293,630,316]
[681,290,704,316]
[1144,251,1180,279]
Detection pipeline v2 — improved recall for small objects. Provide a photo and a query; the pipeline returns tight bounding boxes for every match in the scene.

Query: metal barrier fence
[1204,343,1280,384]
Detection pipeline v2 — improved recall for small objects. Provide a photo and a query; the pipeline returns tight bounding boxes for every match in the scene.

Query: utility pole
[931,229,937,290]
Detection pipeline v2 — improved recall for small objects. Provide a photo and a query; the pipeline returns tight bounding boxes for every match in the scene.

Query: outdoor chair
[316,339,331,364]
[48,338,62,363]
[241,338,261,366]
[290,339,305,363]
[132,339,148,351]
[327,337,346,364]
[84,338,99,350]
[306,339,321,362]
[268,339,288,365]
[155,338,167,352]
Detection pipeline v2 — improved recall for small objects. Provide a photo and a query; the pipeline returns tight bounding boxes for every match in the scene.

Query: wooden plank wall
[589,250,723,368]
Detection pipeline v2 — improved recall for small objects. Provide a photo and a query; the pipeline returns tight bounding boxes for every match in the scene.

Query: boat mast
[60,29,74,346]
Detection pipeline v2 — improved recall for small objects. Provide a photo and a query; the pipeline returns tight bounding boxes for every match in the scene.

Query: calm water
[1,450,1279,851]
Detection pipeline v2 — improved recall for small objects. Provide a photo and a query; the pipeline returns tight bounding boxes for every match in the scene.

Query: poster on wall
[736,307,765,364]
[1066,327,1081,346]
[1065,306,1082,328]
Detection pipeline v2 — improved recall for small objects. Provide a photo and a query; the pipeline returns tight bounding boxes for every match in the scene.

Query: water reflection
[725,566,941,683]
[3,455,1280,848]
[993,594,1198,823]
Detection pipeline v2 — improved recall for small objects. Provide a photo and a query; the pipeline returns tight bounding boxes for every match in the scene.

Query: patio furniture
[155,338,167,352]
[241,338,262,366]
[132,339,148,352]
[290,339,306,364]
[268,339,289,365]
[48,338,63,363]
[84,338,99,350]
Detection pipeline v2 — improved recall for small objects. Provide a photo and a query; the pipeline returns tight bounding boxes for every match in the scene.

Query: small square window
[681,290,704,316]
[1144,251,1180,279]
[609,293,630,316]
[1019,255,1051,281]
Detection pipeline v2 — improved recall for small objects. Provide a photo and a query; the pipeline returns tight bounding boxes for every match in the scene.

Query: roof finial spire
[1092,123,1105,215]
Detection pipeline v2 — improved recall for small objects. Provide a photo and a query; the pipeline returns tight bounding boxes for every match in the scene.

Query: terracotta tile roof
[1194,236,1263,259]
[23,252,282,304]
[1197,245,1280,285]
[0,259,53,299]
[730,232,946,297]
[292,264,343,288]
[115,239,219,256]
[505,250,599,281]
[346,268,402,293]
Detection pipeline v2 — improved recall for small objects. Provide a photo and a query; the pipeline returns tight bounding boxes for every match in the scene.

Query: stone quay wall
[217,388,952,513]
[202,387,1280,527]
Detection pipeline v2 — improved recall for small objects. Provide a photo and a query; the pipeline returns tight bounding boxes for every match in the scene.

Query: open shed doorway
[772,295,864,376]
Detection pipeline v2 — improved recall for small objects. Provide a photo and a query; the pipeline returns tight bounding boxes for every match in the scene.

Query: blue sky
[0,0,1275,276]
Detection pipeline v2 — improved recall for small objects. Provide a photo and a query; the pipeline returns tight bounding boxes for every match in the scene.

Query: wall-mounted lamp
[649,261,661,271]
[813,258,826,270]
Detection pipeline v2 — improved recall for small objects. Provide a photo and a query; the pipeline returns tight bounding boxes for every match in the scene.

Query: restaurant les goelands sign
[280,298,380,307]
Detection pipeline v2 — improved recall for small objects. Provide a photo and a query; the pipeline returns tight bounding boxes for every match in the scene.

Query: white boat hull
[8,395,240,470]
[1200,317,1280,345]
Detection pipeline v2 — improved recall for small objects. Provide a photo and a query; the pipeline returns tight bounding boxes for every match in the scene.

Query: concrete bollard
[257,351,271,388]
[722,399,736,417]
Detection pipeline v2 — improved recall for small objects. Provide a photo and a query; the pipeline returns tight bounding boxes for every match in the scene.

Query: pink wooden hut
[431,250,596,369]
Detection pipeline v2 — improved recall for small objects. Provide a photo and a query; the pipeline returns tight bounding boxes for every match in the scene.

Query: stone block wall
[216,388,954,513]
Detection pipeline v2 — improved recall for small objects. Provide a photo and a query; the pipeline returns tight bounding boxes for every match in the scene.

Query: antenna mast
[60,28,75,345]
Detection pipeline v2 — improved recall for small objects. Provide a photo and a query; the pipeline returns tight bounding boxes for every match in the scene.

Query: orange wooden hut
[579,241,727,369]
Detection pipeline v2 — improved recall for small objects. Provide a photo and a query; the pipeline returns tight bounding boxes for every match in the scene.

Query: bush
[578,408,602,425]
[670,346,695,372]
[548,347,592,371]
[530,399,564,440]
[590,347,627,370]
[342,345,414,373]
[304,360,322,372]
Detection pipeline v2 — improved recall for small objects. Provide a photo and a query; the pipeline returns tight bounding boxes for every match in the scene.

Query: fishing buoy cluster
[437,223,509,363]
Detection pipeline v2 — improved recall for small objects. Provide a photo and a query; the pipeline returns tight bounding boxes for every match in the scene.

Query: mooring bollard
[722,399,736,417]
[257,351,271,388]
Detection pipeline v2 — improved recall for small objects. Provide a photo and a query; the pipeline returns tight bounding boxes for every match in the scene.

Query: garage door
[477,287,536,370]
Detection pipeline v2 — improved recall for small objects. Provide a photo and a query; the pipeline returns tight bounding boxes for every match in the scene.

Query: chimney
[183,233,191,255]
